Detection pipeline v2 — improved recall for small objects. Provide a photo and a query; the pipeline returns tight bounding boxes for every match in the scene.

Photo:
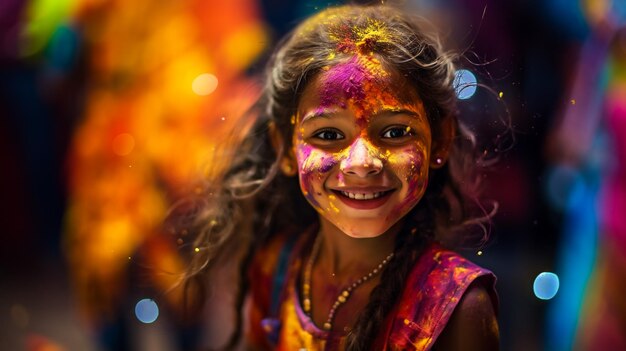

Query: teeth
[340,191,386,200]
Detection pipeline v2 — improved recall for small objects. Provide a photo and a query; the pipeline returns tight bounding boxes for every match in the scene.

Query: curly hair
[177,3,494,350]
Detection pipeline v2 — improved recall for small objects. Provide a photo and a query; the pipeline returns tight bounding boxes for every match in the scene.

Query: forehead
[298,55,422,117]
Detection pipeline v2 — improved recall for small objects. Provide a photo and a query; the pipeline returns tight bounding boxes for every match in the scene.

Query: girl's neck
[316,219,401,279]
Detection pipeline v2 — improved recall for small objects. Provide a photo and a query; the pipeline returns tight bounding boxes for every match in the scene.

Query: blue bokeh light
[135,298,159,324]
[47,25,80,72]
[534,272,560,300]
[544,165,585,210]
[453,69,477,100]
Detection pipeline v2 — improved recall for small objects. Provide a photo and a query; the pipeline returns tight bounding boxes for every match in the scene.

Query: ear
[269,121,298,177]
[430,115,455,169]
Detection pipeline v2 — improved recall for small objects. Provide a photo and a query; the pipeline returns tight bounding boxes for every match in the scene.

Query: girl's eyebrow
[300,107,423,123]
[374,108,421,119]
[301,109,340,123]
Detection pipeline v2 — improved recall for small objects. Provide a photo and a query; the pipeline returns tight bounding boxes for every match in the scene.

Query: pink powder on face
[340,136,384,170]
[293,48,433,236]
[319,156,336,173]
[318,55,393,119]
[320,56,368,108]
[296,143,342,211]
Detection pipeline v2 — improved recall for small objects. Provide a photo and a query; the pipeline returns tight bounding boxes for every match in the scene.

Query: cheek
[296,146,339,176]
[295,143,340,200]
[386,145,429,214]
[386,144,427,183]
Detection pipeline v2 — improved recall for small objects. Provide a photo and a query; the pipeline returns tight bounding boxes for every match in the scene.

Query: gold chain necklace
[302,234,394,331]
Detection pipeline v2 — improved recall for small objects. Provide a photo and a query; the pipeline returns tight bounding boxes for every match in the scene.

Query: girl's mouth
[332,189,394,210]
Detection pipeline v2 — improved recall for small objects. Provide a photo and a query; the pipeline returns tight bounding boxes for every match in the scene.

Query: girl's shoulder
[380,242,498,350]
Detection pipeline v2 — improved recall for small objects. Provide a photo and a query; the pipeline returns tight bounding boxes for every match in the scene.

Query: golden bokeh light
[192,73,218,96]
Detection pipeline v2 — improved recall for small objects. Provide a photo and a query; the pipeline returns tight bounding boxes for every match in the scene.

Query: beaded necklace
[302,234,395,331]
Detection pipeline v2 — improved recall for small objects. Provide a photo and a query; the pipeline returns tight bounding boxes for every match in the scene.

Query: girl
[181,3,499,350]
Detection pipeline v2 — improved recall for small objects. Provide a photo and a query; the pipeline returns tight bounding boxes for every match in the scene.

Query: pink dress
[248,229,498,351]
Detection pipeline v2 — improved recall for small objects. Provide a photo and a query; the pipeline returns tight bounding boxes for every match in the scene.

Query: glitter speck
[477,251,483,256]
[570,99,576,105]
[194,247,200,253]
[498,91,504,98]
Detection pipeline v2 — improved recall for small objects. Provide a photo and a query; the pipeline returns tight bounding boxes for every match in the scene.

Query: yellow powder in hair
[354,20,391,51]
[357,55,387,79]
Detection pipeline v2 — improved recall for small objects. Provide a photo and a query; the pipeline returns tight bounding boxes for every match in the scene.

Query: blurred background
[1,0,625,350]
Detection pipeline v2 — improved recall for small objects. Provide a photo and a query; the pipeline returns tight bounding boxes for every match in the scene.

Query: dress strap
[269,232,300,316]
[381,243,498,351]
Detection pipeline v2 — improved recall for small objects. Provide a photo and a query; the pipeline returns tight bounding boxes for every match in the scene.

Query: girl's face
[293,56,433,238]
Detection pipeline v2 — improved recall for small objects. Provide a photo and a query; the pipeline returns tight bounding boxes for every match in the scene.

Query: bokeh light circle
[533,272,560,300]
[135,298,159,324]
[453,69,477,100]
[192,73,218,96]
[112,133,135,156]
[544,165,585,210]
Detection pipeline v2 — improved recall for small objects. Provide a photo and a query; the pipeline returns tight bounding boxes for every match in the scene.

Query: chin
[337,220,395,239]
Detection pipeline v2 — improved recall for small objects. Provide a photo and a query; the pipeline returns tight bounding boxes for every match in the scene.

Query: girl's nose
[340,138,383,177]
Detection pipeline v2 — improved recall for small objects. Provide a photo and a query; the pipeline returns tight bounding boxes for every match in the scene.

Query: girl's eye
[382,126,412,139]
[313,129,345,140]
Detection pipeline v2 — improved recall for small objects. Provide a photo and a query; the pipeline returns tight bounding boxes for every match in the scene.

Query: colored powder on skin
[328,194,340,213]
[294,19,436,222]
[298,146,339,175]
[344,137,383,167]
[296,144,322,209]
[319,55,410,121]
[310,18,423,122]
[319,56,370,109]
[319,156,335,173]
[388,177,426,221]
[385,148,428,219]
[300,172,322,211]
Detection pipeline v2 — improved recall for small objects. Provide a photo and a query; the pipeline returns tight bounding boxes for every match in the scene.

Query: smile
[332,189,395,210]
[339,191,387,200]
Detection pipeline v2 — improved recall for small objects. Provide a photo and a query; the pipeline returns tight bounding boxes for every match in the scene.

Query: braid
[345,200,436,350]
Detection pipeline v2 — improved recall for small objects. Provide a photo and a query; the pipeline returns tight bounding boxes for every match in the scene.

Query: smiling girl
[180,4,499,350]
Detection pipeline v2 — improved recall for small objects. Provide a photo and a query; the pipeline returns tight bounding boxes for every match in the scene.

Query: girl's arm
[432,281,500,351]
